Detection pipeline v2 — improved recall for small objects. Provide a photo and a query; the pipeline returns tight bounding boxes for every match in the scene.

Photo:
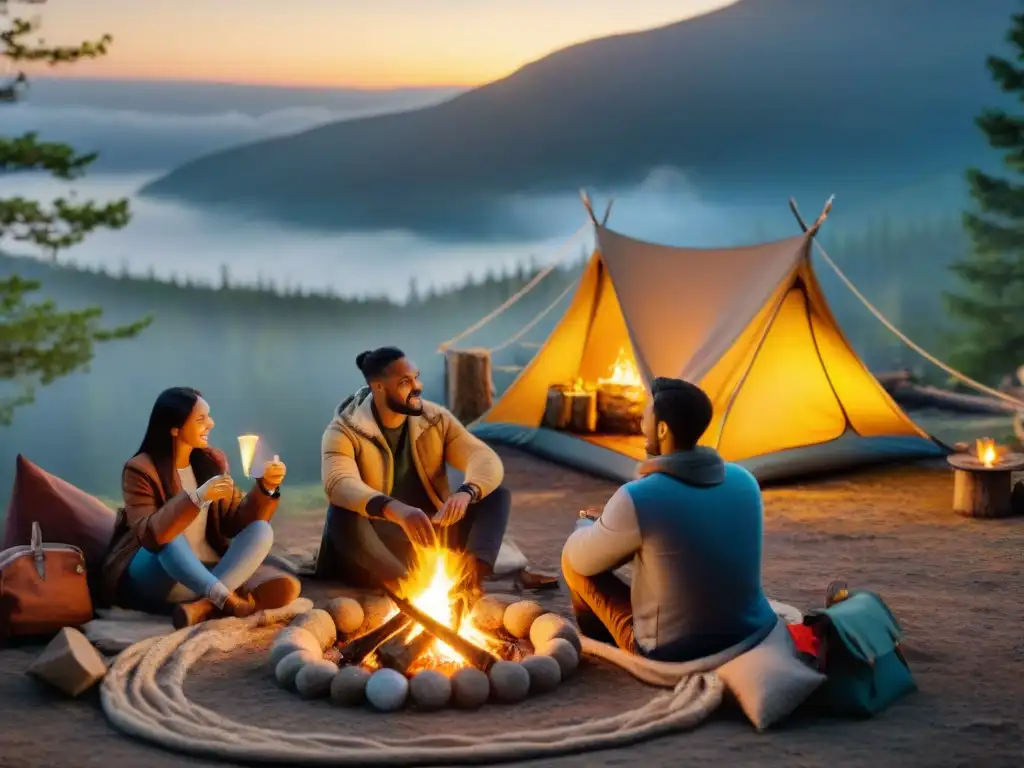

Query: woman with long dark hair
[100,387,300,628]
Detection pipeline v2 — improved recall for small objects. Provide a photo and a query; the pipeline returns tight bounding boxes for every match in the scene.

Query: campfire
[598,347,644,390]
[267,544,582,711]
[975,437,998,469]
[368,547,509,675]
[595,347,646,434]
[542,346,648,435]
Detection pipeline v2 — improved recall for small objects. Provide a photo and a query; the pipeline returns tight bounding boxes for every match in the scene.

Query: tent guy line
[788,197,1024,413]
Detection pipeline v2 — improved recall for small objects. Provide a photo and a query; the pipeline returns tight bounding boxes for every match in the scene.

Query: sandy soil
[1,446,1022,768]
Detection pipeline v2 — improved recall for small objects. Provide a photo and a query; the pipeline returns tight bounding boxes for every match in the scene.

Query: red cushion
[2,454,116,572]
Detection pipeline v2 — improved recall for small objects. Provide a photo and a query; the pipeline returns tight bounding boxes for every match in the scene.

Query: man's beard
[645,434,660,458]
[387,390,424,416]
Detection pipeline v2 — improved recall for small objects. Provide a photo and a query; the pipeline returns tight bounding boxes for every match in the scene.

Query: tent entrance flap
[472,225,948,484]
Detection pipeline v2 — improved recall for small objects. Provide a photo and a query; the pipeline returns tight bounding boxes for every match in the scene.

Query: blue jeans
[125,520,274,607]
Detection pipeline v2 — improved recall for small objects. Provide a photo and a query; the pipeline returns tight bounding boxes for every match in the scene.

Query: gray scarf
[636,446,726,487]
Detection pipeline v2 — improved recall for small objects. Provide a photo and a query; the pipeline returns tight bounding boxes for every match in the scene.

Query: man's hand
[260,455,287,492]
[434,491,471,527]
[383,500,436,547]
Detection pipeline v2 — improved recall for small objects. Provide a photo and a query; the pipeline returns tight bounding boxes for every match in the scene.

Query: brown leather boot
[248,575,301,610]
[222,591,257,619]
[172,598,217,629]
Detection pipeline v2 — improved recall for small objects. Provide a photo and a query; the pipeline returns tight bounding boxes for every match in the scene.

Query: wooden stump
[444,348,493,425]
[541,386,596,433]
[947,453,1024,518]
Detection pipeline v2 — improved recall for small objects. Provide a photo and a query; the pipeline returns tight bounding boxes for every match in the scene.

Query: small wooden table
[947,452,1024,518]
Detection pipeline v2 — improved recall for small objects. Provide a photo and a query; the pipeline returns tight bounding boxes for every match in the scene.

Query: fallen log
[874,369,915,391]
[887,383,1018,415]
[382,586,499,673]
[334,612,412,667]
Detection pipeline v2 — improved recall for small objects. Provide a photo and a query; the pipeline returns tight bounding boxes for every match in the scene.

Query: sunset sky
[19,0,740,89]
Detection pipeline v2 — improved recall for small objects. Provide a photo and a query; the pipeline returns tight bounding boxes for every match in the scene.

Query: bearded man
[315,346,510,598]
[560,377,777,661]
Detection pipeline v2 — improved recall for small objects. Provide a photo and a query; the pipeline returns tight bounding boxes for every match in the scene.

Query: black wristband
[366,494,392,518]
[456,483,481,503]
[256,479,281,499]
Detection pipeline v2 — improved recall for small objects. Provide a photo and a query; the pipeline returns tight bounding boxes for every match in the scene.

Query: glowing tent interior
[468,215,948,483]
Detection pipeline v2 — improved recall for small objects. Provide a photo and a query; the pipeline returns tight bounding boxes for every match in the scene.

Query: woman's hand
[197,474,234,504]
[260,455,287,492]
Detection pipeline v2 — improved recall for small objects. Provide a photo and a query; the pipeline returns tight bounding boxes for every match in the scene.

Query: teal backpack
[803,588,916,718]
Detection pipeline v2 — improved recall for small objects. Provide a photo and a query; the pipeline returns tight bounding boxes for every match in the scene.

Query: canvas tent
[469,223,947,483]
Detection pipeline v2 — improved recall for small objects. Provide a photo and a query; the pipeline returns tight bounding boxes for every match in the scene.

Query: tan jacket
[99,448,279,607]
[321,387,504,516]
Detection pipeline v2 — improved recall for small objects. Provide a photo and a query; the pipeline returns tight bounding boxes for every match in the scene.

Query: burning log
[596,385,644,435]
[382,587,499,673]
[334,612,412,667]
[376,629,438,676]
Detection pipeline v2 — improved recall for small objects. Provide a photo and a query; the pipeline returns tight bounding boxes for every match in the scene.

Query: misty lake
[1,171,798,300]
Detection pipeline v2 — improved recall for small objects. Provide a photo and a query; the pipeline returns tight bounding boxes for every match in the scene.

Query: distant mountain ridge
[142,0,1017,238]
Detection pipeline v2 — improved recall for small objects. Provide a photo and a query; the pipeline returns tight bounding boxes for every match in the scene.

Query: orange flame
[396,547,499,668]
[598,347,643,388]
[975,438,998,468]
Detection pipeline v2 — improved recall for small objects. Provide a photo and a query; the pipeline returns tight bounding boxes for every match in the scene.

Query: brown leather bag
[0,521,94,641]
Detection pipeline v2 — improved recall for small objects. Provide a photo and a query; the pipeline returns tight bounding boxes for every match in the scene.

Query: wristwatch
[256,478,281,499]
[456,483,481,503]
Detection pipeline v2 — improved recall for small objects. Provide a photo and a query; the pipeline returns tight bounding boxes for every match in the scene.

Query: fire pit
[267,547,581,711]
[947,438,1024,518]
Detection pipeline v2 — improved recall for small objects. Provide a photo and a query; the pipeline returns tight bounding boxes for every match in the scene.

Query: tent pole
[789,195,834,236]
[579,189,599,225]
[601,198,615,225]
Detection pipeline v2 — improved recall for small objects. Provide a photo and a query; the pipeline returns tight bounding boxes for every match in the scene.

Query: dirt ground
[2,446,1022,768]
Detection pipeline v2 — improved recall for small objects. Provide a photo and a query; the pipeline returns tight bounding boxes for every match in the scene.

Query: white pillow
[716,620,825,731]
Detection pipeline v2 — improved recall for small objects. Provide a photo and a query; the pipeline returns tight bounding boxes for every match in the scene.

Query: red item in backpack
[788,623,823,670]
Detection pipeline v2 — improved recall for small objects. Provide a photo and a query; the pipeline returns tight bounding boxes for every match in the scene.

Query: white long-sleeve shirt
[176,466,221,564]
[563,486,642,576]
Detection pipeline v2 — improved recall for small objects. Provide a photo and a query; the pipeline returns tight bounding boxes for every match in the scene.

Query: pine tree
[945,7,1024,382]
[0,1,150,424]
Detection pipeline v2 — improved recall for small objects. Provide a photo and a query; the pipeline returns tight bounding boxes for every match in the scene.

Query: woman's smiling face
[173,396,214,449]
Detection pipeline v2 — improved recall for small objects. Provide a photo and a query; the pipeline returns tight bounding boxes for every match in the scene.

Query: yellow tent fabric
[472,224,945,483]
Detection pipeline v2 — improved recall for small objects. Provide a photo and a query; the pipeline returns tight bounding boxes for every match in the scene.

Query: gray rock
[365,668,409,712]
[451,667,490,710]
[536,637,579,678]
[502,600,546,639]
[330,666,372,706]
[269,627,321,668]
[529,613,582,654]
[467,595,508,635]
[521,654,562,694]
[409,669,452,711]
[357,595,396,635]
[291,609,337,651]
[325,597,365,636]
[295,660,339,699]
[275,649,317,689]
[488,660,531,703]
